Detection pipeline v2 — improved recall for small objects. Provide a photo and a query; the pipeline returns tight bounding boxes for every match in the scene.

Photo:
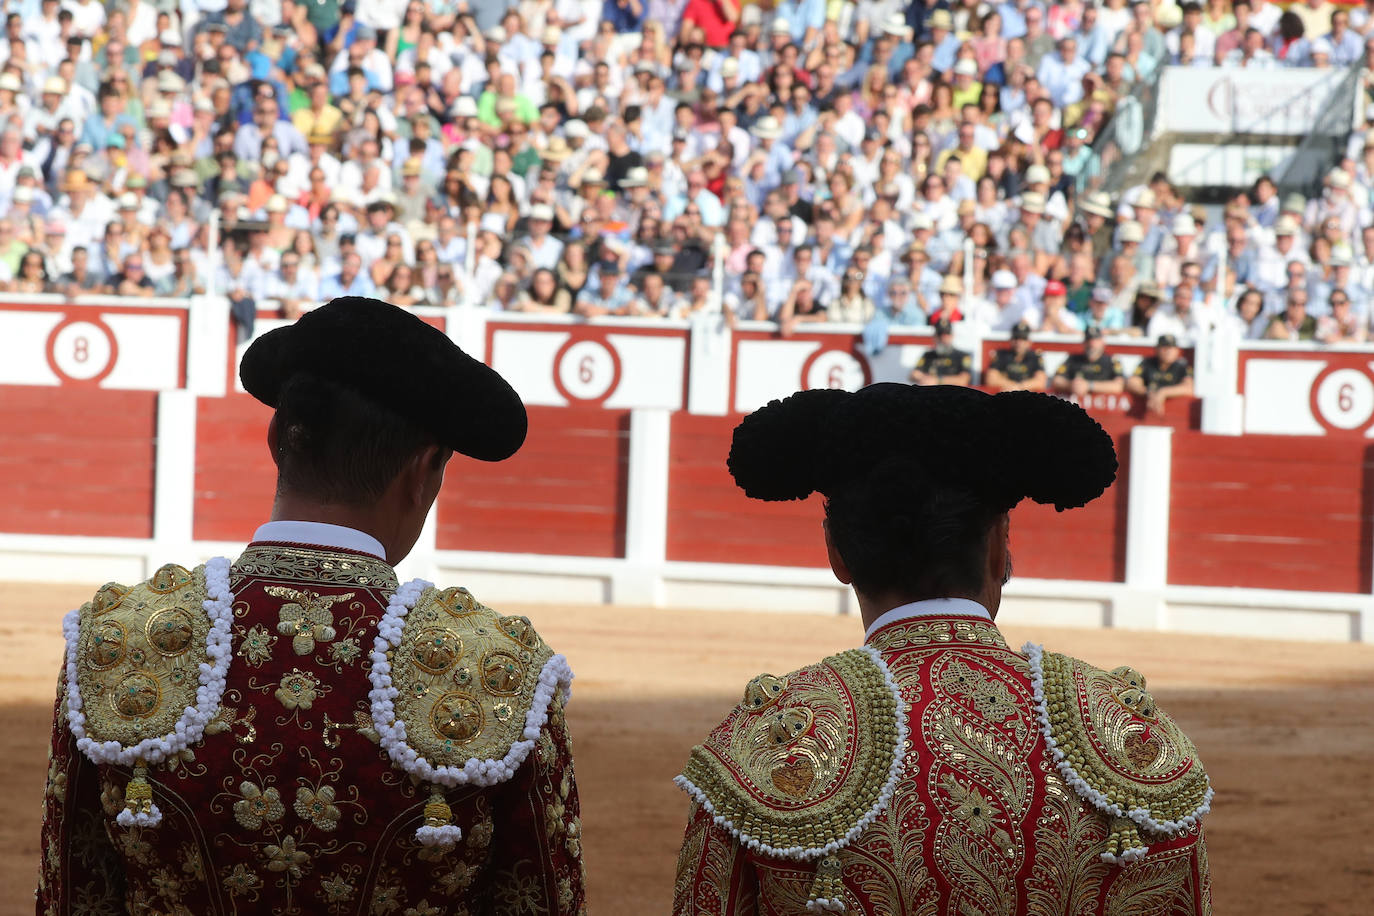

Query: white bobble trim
[367,580,575,788]
[1022,642,1214,860]
[415,824,463,847]
[66,558,235,769]
[674,646,908,864]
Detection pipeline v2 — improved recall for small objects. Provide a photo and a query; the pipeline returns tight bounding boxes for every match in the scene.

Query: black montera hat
[1011,322,1031,340]
[728,384,1117,512]
[240,297,527,461]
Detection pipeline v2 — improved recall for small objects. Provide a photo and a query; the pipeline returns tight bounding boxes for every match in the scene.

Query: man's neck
[270,495,395,561]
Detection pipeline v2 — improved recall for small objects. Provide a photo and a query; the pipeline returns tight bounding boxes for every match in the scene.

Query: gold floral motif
[329,636,363,666]
[494,861,548,915]
[387,586,558,770]
[266,586,354,655]
[275,668,322,710]
[320,872,357,907]
[234,781,285,829]
[179,845,205,881]
[45,758,67,802]
[263,834,310,879]
[404,901,442,916]
[437,860,479,895]
[371,881,404,915]
[295,785,341,830]
[149,865,183,901]
[237,623,278,667]
[233,544,397,591]
[74,565,210,746]
[222,862,263,898]
[680,648,899,854]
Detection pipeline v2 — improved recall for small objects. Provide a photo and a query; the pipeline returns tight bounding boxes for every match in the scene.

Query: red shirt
[683,0,737,47]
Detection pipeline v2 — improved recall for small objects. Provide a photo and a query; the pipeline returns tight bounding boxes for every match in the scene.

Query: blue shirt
[774,0,826,40]
[601,0,645,32]
[319,271,376,299]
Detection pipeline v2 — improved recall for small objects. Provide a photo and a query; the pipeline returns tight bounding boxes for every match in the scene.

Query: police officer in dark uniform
[1127,333,1195,413]
[985,322,1047,391]
[910,318,972,386]
[1054,326,1126,397]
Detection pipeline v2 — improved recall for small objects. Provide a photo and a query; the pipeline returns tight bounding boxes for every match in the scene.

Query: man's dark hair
[824,457,1002,598]
[274,374,436,505]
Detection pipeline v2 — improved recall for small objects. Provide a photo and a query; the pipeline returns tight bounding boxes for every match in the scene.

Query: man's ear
[410,444,450,504]
[823,518,853,585]
[266,413,282,468]
[988,513,1010,584]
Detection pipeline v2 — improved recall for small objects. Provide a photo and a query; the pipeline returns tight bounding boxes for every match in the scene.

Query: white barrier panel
[0,298,190,390]
[1156,66,1355,135]
[1241,344,1374,436]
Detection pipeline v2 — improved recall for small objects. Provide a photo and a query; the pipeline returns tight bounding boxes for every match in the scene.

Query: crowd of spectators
[6,0,1374,349]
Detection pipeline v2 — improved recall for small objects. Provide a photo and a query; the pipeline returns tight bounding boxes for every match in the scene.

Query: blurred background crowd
[7,0,1374,347]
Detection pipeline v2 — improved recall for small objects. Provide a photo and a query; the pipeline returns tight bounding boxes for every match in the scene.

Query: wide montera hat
[727,383,1118,512]
[241,296,527,461]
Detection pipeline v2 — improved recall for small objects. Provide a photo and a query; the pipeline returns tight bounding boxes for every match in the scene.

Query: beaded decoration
[63,559,235,828]
[676,645,908,914]
[369,581,574,848]
[1024,643,1213,864]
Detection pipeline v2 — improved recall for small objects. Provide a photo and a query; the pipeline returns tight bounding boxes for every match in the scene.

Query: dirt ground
[4,582,1373,915]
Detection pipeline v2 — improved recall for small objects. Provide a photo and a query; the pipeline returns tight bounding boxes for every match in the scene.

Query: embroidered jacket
[673,613,1212,915]
[37,542,586,916]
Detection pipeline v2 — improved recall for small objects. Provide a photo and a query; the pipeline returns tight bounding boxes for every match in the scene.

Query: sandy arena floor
[3,581,1373,915]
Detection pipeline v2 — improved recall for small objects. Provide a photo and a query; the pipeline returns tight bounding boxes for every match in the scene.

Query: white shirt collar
[864,598,993,642]
[252,520,387,560]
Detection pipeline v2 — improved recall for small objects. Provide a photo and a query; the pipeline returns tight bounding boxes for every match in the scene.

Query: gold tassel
[1104,816,1147,863]
[805,855,846,913]
[423,787,452,829]
[117,760,162,827]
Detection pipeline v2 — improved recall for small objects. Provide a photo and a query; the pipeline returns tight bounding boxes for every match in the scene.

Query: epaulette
[675,647,906,914]
[1023,643,1212,864]
[62,559,235,827]
[369,581,573,848]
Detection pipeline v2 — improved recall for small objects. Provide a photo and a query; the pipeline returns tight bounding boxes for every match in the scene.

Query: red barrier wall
[1010,433,1129,583]
[1169,432,1373,592]
[666,412,1130,582]
[193,395,277,542]
[436,407,630,557]
[667,413,829,567]
[0,386,156,537]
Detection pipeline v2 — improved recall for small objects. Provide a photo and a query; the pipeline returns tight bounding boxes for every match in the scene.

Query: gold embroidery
[265,586,354,655]
[388,586,559,769]
[494,860,548,914]
[680,648,899,855]
[237,623,278,666]
[275,668,323,711]
[234,544,397,591]
[742,672,787,711]
[234,781,285,829]
[1038,651,1210,859]
[927,651,1038,916]
[837,777,940,915]
[74,564,211,746]
[1025,768,1110,916]
[294,785,341,830]
[1103,853,1191,916]
[263,834,310,880]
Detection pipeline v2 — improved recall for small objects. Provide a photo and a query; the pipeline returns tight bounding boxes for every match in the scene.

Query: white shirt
[252,520,387,559]
[864,597,994,642]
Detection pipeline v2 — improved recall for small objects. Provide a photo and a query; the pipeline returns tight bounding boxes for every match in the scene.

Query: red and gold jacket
[37,537,586,916]
[673,604,1212,916]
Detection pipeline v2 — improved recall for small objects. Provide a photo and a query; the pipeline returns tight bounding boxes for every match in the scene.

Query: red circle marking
[1307,364,1373,435]
[45,315,120,386]
[551,335,623,405]
[800,344,873,391]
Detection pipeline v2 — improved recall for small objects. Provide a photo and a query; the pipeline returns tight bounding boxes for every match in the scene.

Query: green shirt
[477,91,538,127]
